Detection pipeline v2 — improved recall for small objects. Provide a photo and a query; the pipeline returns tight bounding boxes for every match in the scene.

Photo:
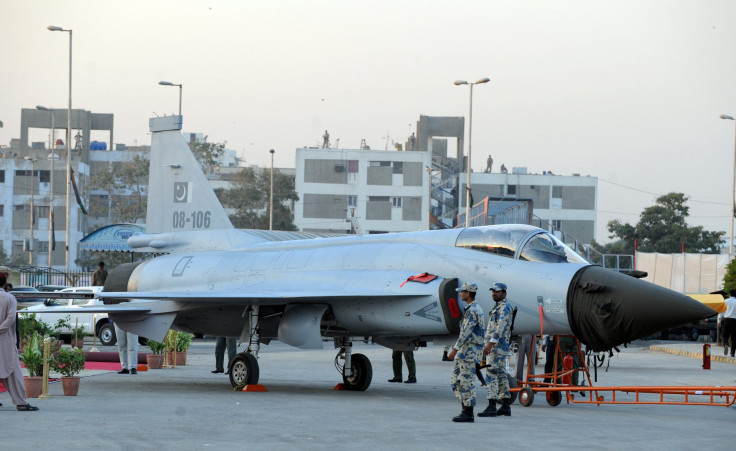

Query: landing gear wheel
[688,325,699,342]
[519,387,534,407]
[229,353,260,388]
[546,390,562,407]
[98,323,116,346]
[505,372,518,404]
[342,353,372,391]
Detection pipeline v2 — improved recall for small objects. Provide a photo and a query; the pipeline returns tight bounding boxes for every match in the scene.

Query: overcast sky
[3,0,736,243]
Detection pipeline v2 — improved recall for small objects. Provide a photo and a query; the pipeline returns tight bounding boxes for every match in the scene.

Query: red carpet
[1,361,134,393]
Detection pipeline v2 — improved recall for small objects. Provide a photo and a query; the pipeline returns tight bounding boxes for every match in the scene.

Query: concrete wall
[559,220,594,243]
[403,162,423,186]
[402,196,422,221]
[305,159,348,184]
[367,166,392,185]
[366,198,391,220]
[303,193,347,219]
[560,186,595,210]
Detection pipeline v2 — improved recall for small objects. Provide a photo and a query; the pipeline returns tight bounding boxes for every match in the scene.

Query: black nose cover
[567,266,716,351]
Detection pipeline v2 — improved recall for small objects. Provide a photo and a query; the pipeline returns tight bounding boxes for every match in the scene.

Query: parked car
[22,286,119,346]
[35,284,70,292]
[11,286,46,310]
[660,316,717,341]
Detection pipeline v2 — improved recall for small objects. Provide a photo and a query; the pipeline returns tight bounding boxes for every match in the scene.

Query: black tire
[688,326,699,342]
[98,323,117,346]
[519,387,534,407]
[505,372,518,404]
[546,390,562,407]
[342,353,372,391]
[229,353,259,388]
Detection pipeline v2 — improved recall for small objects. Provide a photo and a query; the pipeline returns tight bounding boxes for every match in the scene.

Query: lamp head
[47,25,64,32]
[721,114,734,121]
[453,80,468,86]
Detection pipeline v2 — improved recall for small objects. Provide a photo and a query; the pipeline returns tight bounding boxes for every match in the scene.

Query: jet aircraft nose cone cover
[567,266,717,351]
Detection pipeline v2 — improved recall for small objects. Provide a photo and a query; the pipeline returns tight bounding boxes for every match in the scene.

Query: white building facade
[466,168,598,243]
[295,147,432,234]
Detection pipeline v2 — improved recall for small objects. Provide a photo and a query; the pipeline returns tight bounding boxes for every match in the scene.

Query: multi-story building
[294,147,432,234]
[465,168,598,243]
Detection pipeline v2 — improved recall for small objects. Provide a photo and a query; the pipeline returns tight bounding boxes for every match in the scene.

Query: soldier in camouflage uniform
[447,282,485,423]
[478,282,513,418]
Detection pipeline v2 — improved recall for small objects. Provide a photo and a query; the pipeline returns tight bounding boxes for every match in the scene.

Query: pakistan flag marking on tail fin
[413,302,442,322]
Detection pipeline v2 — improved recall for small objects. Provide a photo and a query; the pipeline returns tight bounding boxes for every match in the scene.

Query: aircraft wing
[99,283,439,306]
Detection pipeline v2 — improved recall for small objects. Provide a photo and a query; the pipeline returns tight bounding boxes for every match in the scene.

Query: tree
[189,137,225,174]
[601,192,724,255]
[219,167,299,230]
[723,258,736,294]
[88,154,149,224]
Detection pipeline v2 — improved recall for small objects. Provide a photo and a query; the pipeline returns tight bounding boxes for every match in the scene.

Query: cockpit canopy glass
[455,226,588,264]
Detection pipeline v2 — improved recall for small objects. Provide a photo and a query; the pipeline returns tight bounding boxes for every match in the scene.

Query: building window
[15,170,33,177]
[348,160,359,183]
[369,161,391,167]
[392,197,402,208]
[507,185,517,195]
[392,162,403,174]
[347,195,357,207]
[0,205,3,217]
[0,170,4,183]
[39,170,51,183]
[14,204,28,212]
[551,186,562,209]
[551,219,562,230]
[36,206,50,219]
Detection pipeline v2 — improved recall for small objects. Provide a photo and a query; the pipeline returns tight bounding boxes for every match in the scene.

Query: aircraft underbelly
[331,296,449,336]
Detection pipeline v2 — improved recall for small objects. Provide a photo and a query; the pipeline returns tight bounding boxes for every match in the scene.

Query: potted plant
[165,331,193,365]
[145,339,166,369]
[52,347,86,396]
[71,323,86,350]
[19,332,44,398]
[18,313,53,350]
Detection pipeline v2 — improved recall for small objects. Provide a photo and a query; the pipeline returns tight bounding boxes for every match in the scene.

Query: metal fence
[6,265,93,288]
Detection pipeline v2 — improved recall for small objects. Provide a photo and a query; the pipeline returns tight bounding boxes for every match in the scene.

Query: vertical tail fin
[146,116,233,234]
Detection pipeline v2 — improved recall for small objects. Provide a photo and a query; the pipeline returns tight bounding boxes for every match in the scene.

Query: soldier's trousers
[484,351,510,400]
[450,359,476,407]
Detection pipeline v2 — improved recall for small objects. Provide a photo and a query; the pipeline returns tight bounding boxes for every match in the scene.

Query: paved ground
[3,338,735,450]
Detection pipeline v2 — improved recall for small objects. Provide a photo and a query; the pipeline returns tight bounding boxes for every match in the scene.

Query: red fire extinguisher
[703,343,711,370]
[562,354,573,385]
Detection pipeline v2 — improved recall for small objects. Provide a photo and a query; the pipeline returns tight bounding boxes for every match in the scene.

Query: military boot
[452,406,474,422]
[497,398,511,416]
[477,400,498,417]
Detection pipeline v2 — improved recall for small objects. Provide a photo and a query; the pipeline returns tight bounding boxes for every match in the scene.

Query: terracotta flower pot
[61,376,80,396]
[167,351,187,366]
[71,339,84,350]
[146,353,164,369]
[24,376,43,398]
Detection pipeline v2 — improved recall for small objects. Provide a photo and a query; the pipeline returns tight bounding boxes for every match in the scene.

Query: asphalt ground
[2,337,735,450]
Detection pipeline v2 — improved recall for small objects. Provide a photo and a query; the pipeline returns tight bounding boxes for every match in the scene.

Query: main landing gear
[334,337,373,391]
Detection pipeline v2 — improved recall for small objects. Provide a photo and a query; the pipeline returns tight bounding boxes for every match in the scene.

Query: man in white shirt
[722,289,736,357]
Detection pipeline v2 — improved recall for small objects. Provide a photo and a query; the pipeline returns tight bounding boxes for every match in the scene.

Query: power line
[599,178,729,206]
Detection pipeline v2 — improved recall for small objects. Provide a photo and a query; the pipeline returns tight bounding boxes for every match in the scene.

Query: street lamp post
[159,81,183,115]
[269,149,275,230]
[24,157,37,265]
[48,25,72,273]
[454,77,490,227]
[721,114,736,260]
[37,106,55,266]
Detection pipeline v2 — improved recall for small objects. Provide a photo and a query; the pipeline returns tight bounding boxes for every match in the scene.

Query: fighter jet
[31,115,717,391]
